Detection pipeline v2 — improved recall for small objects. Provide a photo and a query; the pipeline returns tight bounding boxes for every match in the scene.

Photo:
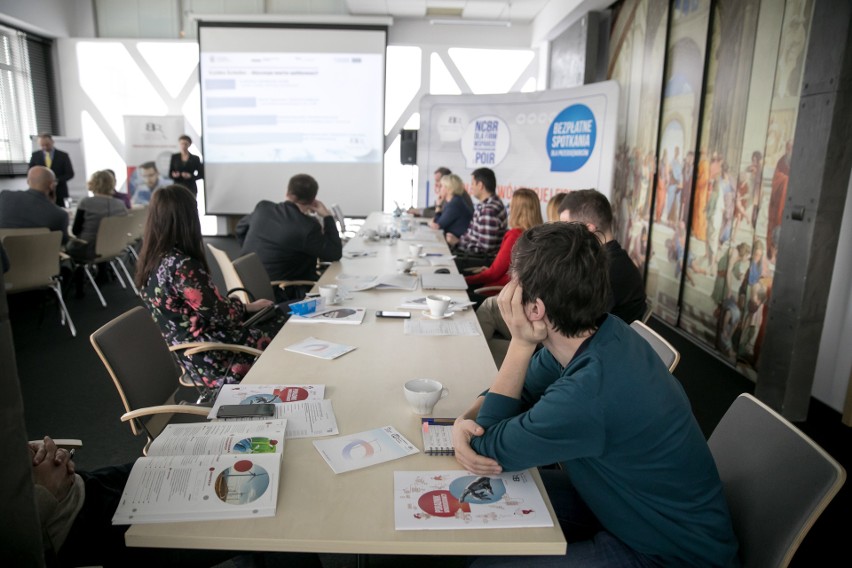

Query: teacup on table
[425,294,452,318]
[397,258,415,273]
[404,378,449,415]
[319,284,339,305]
[408,244,423,257]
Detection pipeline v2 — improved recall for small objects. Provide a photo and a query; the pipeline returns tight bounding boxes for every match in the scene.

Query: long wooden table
[126,213,567,556]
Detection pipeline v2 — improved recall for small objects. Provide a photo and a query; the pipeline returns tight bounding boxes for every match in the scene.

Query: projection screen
[198,23,387,216]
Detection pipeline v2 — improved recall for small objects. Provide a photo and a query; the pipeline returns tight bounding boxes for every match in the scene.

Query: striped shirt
[457,194,507,255]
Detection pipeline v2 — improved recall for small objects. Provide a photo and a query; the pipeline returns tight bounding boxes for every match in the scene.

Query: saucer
[422,310,454,320]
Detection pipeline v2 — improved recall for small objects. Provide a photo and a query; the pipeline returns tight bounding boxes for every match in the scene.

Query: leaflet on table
[288,307,367,325]
[285,337,357,360]
[404,318,481,336]
[147,420,288,456]
[313,425,419,474]
[394,470,554,530]
[207,384,326,419]
[400,228,439,242]
[215,400,339,438]
[398,296,475,311]
[112,453,281,524]
[337,273,418,292]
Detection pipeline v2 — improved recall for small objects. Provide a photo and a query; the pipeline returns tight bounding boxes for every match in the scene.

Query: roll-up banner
[418,81,619,206]
[123,115,185,205]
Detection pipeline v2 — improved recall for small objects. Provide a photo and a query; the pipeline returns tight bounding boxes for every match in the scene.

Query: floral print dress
[140,249,282,388]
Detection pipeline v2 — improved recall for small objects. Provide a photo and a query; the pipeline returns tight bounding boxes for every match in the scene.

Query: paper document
[394,470,554,530]
[404,319,480,336]
[313,426,419,473]
[398,296,475,311]
[208,384,325,419]
[147,420,288,456]
[289,307,367,325]
[285,337,357,360]
[278,399,339,438]
[112,453,281,524]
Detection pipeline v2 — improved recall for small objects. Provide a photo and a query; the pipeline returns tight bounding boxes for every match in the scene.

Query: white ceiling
[344,0,552,23]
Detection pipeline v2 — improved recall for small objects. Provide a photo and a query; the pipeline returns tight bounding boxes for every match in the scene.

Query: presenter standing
[168,135,204,196]
[29,133,74,207]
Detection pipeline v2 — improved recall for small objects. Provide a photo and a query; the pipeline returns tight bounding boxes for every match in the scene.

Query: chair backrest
[232,252,276,302]
[206,243,251,303]
[126,205,148,241]
[709,393,846,568]
[1,231,63,293]
[641,297,653,323]
[90,306,184,439]
[629,319,680,372]
[94,213,132,259]
[0,227,50,240]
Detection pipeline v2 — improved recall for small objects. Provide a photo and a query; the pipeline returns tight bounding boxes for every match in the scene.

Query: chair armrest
[272,279,317,289]
[474,285,505,295]
[183,343,263,357]
[28,438,83,449]
[120,404,211,423]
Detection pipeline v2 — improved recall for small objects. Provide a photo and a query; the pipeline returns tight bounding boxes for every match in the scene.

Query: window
[0,23,55,175]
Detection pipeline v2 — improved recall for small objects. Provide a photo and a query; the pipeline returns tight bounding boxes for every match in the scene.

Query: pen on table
[68,448,75,459]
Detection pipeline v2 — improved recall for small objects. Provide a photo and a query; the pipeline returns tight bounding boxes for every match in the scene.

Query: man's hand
[452,418,502,475]
[31,436,76,501]
[497,279,547,347]
[307,200,332,218]
[445,233,460,246]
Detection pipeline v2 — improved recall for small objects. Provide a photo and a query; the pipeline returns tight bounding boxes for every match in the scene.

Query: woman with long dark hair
[135,185,283,388]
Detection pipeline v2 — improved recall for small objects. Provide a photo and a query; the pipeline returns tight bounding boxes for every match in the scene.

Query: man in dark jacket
[28,133,74,206]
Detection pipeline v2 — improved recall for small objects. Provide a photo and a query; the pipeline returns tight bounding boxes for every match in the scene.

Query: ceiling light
[430,19,512,27]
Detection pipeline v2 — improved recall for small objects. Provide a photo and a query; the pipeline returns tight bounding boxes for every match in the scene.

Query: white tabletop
[126,213,567,556]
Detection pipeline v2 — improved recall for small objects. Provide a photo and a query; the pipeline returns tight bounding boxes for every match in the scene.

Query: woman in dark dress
[134,185,284,388]
[168,134,203,196]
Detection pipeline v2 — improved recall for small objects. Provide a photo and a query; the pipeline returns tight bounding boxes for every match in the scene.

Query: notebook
[420,418,455,455]
[420,272,467,290]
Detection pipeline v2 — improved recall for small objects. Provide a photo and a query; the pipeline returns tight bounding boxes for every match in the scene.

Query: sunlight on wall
[448,48,535,94]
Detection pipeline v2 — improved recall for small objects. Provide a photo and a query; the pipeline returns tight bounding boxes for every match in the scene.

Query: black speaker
[400,129,417,165]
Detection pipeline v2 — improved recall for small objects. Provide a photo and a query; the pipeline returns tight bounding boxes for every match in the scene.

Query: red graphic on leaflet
[274,387,310,402]
[418,490,471,517]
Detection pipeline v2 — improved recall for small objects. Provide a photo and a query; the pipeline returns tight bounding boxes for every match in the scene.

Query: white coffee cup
[397,258,415,272]
[425,294,452,317]
[319,284,339,305]
[408,244,423,257]
[404,379,449,415]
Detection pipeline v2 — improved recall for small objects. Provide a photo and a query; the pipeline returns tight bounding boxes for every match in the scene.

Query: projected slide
[201,52,383,164]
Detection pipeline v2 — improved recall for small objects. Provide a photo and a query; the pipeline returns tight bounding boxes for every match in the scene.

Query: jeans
[468,470,661,568]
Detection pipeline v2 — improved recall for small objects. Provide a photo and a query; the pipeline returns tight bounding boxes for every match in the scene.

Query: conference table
[125,213,567,557]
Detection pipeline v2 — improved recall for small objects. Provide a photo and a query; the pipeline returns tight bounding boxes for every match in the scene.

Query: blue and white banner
[418,81,619,205]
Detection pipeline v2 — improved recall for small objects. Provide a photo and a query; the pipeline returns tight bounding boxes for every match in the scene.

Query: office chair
[206,243,251,303]
[90,306,261,453]
[2,231,76,337]
[708,393,846,567]
[75,214,138,306]
[231,252,316,302]
[629,319,680,372]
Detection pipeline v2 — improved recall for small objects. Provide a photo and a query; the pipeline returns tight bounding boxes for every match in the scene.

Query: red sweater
[464,228,521,291]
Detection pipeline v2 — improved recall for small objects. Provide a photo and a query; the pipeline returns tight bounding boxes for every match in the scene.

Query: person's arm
[465,229,518,287]
[168,154,180,182]
[173,256,247,326]
[71,208,85,238]
[302,200,342,261]
[194,155,204,180]
[235,212,253,246]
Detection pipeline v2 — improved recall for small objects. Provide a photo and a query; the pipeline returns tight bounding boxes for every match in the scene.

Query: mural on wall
[608,0,669,273]
[645,0,712,325]
[606,0,813,381]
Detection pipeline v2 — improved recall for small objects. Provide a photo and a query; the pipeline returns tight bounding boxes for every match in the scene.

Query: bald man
[0,166,69,243]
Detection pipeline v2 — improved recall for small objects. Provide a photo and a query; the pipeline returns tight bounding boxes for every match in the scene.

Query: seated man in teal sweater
[453,222,739,567]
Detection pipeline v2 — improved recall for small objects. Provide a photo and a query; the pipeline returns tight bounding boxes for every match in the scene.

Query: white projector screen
[198,23,387,216]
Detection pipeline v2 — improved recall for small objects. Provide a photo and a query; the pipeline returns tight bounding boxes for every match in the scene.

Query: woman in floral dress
[134,185,285,388]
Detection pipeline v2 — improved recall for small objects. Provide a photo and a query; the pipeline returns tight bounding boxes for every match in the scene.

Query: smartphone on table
[216,403,276,419]
[376,310,411,319]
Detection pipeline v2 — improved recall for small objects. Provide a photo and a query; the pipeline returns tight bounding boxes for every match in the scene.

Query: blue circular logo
[546,104,596,172]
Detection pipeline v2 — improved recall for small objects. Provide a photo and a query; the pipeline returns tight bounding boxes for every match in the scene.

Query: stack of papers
[289,307,367,325]
[338,273,419,291]
[285,337,357,360]
[208,384,325,419]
